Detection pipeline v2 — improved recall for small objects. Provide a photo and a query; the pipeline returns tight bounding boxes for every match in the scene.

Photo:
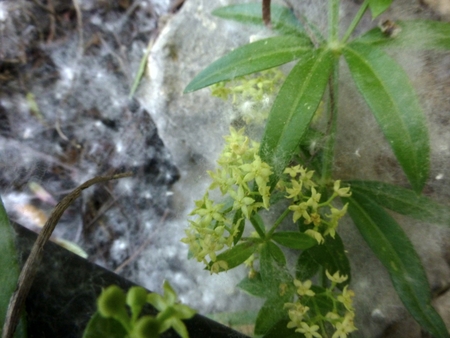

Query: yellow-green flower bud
[97,285,126,318]
[127,286,148,309]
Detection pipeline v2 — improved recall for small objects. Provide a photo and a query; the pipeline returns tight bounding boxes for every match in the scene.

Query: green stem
[341,0,370,43]
[321,61,339,186]
[157,306,176,323]
[328,0,340,42]
[267,208,290,237]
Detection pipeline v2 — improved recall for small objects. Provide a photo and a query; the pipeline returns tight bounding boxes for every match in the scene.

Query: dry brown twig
[2,172,133,338]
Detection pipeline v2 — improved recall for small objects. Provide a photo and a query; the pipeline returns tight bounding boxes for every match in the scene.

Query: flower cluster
[284,271,357,338]
[182,127,272,265]
[211,68,285,123]
[182,127,352,268]
[281,166,351,244]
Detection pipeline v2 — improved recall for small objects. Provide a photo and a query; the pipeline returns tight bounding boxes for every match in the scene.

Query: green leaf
[184,36,313,93]
[208,310,258,328]
[262,319,300,338]
[306,233,351,286]
[343,42,429,192]
[267,241,286,266]
[255,297,289,335]
[260,243,294,293]
[254,245,295,335]
[355,20,450,50]
[82,312,127,338]
[271,231,317,250]
[238,273,270,298]
[345,191,449,338]
[305,285,334,314]
[207,241,258,272]
[0,196,27,338]
[369,0,392,19]
[260,242,276,283]
[250,212,266,239]
[296,251,320,281]
[348,180,450,225]
[260,48,334,178]
[212,3,306,37]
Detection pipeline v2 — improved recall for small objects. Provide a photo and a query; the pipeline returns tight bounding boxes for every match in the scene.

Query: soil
[0,0,184,280]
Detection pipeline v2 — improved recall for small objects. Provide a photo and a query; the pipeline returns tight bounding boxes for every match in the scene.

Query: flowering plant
[83,282,196,338]
[184,0,450,337]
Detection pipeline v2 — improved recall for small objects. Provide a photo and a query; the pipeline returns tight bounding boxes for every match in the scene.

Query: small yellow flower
[210,260,228,274]
[289,202,310,223]
[325,270,348,284]
[190,192,225,224]
[332,311,357,338]
[306,212,321,227]
[285,179,303,200]
[295,322,322,338]
[306,187,321,210]
[284,302,309,329]
[333,180,351,197]
[294,279,315,297]
[284,165,303,178]
[325,311,341,322]
[337,286,355,311]
[305,229,324,244]
[228,185,255,218]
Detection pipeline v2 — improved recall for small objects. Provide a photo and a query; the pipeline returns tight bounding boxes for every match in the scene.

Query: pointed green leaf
[343,43,429,192]
[267,241,286,266]
[260,244,295,296]
[348,180,450,225]
[0,197,27,338]
[250,212,266,239]
[296,251,320,281]
[171,318,189,338]
[272,231,317,250]
[306,233,351,287]
[212,3,306,37]
[260,48,334,178]
[82,312,127,338]
[260,242,275,283]
[304,285,334,314]
[238,273,270,298]
[255,297,289,335]
[345,191,449,338]
[207,241,258,272]
[184,36,313,93]
[355,20,450,50]
[369,0,392,18]
[262,319,299,338]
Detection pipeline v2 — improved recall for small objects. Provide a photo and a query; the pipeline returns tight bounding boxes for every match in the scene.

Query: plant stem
[341,0,370,43]
[321,61,339,185]
[267,208,290,237]
[329,0,340,42]
[2,172,133,338]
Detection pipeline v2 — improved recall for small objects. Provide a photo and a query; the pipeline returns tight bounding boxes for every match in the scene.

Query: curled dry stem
[2,172,133,338]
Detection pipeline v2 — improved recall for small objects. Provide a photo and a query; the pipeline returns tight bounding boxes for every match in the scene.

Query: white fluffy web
[0,0,178,279]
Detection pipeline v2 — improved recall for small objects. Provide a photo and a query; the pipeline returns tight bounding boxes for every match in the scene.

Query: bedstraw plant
[183,0,450,337]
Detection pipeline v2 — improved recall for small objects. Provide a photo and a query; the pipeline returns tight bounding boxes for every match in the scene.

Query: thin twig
[262,0,271,27]
[2,172,133,338]
[72,0,84,60]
